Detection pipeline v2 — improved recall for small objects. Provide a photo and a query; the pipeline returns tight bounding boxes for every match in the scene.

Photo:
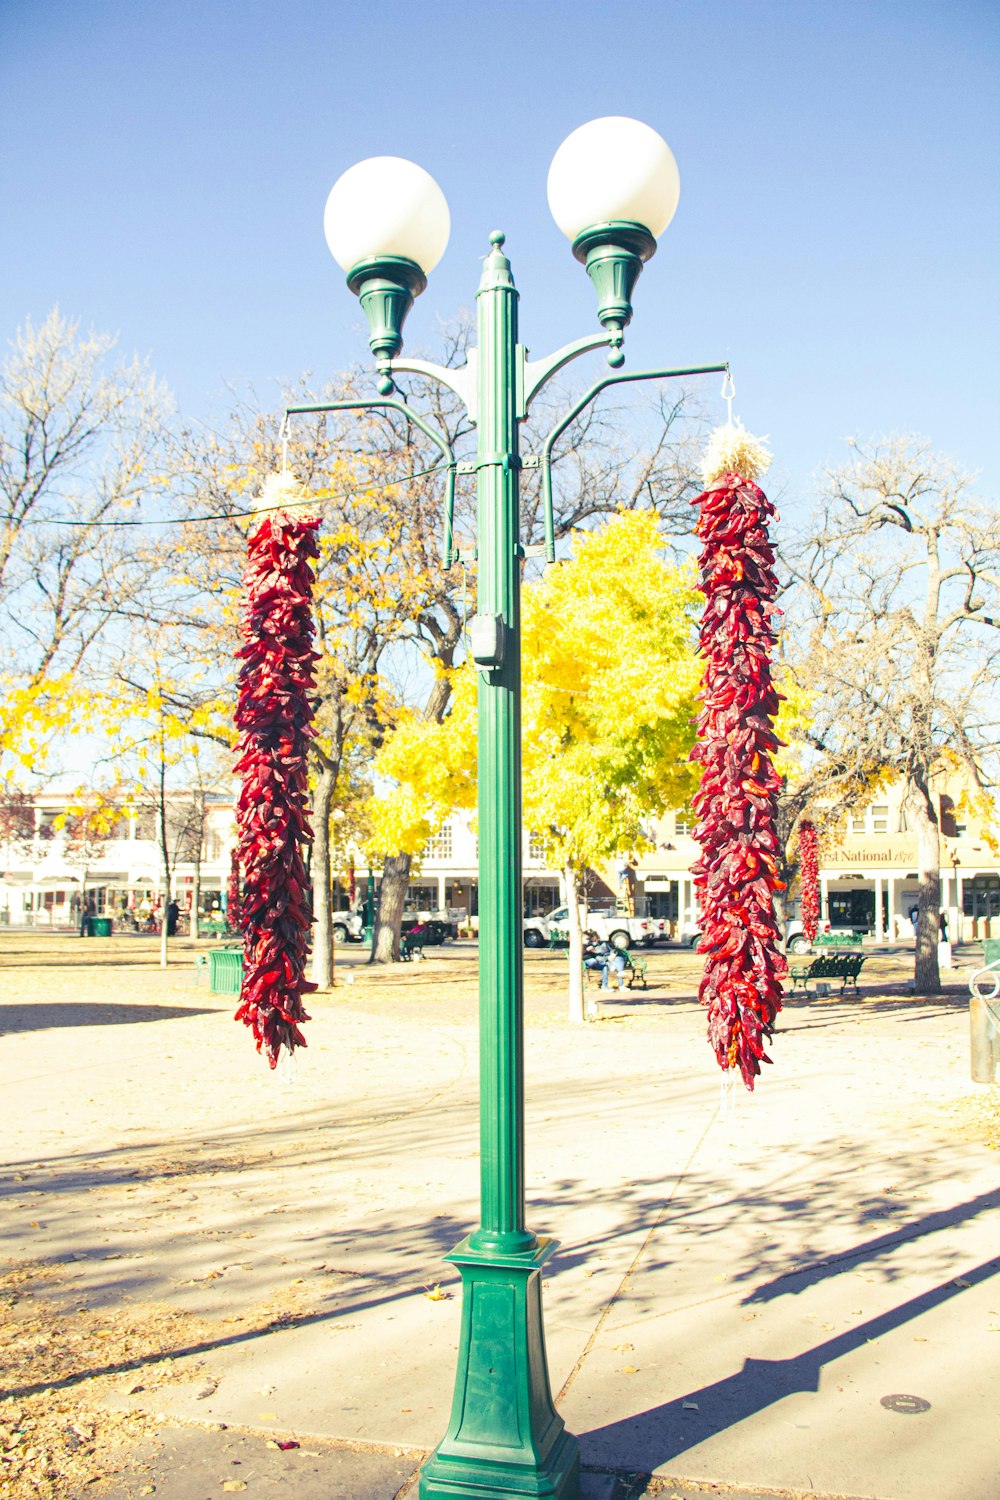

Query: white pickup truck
[523,905,665,951]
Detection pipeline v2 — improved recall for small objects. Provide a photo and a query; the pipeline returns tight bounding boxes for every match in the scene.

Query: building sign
[821,835,918,869]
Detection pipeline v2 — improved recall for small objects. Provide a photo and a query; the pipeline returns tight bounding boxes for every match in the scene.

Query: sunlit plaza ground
[2,932,998,1499]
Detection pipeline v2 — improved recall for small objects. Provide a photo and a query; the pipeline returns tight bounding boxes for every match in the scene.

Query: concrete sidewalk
[1,943,998,1498]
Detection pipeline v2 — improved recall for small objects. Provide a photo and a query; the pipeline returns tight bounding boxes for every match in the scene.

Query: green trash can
[208,948,244,996]
[92,916,112,937]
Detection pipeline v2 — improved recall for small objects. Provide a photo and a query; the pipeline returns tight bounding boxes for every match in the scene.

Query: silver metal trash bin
[969,951,1000,1083]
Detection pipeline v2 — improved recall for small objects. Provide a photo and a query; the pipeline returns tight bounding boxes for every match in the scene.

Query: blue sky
[2,0,998,513]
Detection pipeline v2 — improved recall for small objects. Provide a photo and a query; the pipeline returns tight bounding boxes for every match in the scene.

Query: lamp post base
[418,1237,580,1500]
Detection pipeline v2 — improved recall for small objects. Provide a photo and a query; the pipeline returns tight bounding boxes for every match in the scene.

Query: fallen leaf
[682,1401,699,1411]
[223,1484,247,1494]
[620,1365,639,1374]
[424,1285,451,1301]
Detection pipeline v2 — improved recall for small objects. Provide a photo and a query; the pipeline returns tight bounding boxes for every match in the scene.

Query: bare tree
[0,309,170,776]
[154,326,708,972]
[788,436,1000,993]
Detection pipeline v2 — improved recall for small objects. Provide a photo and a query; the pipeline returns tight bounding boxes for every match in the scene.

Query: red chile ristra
[227,848,242,933]
[233,491,320,1067]
[799,821,820,946]
[691,459,787,1089]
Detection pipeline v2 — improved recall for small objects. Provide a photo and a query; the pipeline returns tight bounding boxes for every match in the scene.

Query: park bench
[788,951,866,997]
[581,950,648,991]
[812,930,866,948]
[400,927,426,961]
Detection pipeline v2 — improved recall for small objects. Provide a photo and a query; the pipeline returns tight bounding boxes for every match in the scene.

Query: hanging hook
[720,367,736,427]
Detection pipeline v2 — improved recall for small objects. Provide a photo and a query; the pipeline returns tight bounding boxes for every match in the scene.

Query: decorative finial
[489,230,506,248]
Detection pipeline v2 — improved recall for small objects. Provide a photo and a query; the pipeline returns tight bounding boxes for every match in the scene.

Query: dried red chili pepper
[799,820,819,945]
[691,444,787,1090]
[233,483,320,1067]
[227,848,242,933]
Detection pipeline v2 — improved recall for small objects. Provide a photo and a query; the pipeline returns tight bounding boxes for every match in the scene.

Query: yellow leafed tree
[369,509,702,1020]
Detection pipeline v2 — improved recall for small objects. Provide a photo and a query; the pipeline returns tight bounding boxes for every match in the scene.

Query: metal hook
[720,368,735,428]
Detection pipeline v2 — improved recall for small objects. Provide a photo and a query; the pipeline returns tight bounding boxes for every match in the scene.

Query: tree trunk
[191,861,201,941]
[159,861,169,969]
[79,869,89,937]
[371,853,409,963]
[311,761,337,989]
[907,776,942,995]
[565,861,586,1024]
[190,791,203,941]
[157,769,170,970]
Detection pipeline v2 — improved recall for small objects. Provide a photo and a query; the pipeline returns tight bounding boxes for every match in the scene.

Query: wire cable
[24,461,447,529]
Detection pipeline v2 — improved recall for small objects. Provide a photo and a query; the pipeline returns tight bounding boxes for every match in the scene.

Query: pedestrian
[582,941,605,979]
[584,939,628,991]
[909,904,919,937]
[166,899,180,937]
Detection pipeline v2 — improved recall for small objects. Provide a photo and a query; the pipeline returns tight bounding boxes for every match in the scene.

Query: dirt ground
[1,931,996,1499]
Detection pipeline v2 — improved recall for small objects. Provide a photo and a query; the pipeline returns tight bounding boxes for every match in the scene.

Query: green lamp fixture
[324,155,450,394]
[314,116,709,1500]
[547,116,680,364]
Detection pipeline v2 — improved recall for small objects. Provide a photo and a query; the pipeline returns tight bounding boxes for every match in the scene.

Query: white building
[2,777,997,943]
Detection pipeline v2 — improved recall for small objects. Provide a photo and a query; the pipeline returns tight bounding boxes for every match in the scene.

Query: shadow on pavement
[580,1255,1000,1472]
[0,1002,219,1035]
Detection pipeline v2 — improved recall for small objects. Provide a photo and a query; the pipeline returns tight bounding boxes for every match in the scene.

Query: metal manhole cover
[880,1393,931,1414]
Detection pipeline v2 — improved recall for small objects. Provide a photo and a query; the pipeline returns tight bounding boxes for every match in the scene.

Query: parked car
[681,919,866,955]
[523,904,665,951]
[332,912,364,943]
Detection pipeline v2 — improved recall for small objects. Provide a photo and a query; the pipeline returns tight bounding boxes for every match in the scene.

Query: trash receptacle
[208,948,244,996]
[92,916,112,937]
[970,940,1000,1083]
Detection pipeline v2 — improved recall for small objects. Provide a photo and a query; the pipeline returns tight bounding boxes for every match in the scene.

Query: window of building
[134,808,157,841]
[870,805,889,834]
[405,883,437,912]
[674,810,693,836]
[527,831,547,861]
[425,823,453,860]
[523,882,559,916]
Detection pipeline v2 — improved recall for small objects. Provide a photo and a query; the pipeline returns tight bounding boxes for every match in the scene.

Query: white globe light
[547,117,680,242]
[324,156,450,275]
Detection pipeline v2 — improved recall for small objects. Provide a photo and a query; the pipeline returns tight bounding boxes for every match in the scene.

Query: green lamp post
[317,116,718,1500]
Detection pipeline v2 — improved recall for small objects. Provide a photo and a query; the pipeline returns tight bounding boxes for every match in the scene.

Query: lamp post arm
[536,361,730,561]
[284,397,458,566]
[522,332,617,409]
[384,353,479,420]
